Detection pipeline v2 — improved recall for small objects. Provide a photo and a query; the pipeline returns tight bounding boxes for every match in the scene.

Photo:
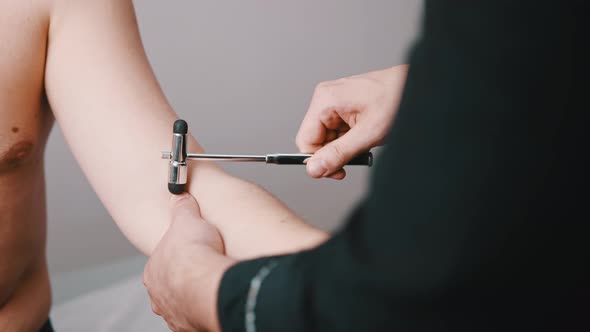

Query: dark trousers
[39,319,54,332]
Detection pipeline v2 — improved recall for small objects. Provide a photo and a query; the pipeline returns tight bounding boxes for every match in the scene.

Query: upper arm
[44,0,325,256]
[45,0,186,254]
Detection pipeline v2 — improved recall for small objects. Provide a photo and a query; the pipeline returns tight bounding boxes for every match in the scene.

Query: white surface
[51,256,147,305]
[52,275,168,332]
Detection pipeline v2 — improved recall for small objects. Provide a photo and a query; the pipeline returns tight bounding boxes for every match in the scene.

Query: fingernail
[307,158,328,177]
[170,193,189,202]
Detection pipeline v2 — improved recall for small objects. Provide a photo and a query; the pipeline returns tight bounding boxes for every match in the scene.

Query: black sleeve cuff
[218,257,271,332]
[217,253,311,332]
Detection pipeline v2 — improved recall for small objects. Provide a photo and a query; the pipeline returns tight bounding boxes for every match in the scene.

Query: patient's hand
[144,194,233,332]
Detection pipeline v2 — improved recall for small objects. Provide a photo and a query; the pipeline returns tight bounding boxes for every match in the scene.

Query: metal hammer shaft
[165,119,373,194]
[161,152,373,166]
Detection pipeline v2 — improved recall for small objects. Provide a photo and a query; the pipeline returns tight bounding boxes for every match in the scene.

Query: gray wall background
[46,0,423,277]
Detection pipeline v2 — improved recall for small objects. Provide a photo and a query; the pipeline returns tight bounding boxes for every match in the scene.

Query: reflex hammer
[163,119,373,194]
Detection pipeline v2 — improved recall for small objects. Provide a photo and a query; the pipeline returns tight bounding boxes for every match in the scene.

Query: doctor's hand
[144,194,235,332]
[296,65,409,179]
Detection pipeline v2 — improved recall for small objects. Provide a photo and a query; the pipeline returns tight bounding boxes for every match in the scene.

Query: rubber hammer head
[167,119,188,194]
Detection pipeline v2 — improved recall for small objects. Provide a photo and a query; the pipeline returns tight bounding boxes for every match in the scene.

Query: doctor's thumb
[306,127,369,178]
[169,193,202,224]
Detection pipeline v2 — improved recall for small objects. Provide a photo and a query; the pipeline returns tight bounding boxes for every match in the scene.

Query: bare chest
[0,2,53,172]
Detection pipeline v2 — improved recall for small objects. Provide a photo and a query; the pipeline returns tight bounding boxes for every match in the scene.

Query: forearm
[190,172,329,259]
[44,0,327,257]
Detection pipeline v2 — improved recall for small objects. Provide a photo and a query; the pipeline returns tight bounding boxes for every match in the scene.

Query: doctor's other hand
[296,64,409,179]
[144,193,234,332]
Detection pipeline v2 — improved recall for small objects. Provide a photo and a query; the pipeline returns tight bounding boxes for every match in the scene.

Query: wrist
[185,246,236,332]
[390,63,409,72]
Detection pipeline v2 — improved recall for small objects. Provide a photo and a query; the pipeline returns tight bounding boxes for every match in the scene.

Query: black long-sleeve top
[218,1,589,331]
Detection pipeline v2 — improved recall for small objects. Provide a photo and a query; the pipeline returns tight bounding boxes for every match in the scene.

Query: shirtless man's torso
[0,2,54,330]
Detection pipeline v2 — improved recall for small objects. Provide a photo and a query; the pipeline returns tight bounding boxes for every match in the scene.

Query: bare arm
[44,0,327,257]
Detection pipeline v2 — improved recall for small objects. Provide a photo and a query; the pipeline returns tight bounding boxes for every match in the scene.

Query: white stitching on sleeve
[245,260,278,332]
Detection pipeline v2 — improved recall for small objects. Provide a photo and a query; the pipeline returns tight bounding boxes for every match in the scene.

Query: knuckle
[295,131,305,149]
[319,107,340,125]
[151,304,161,315]
[314,81,328,93]
[314,81,335,98]
[325,144,346,166]
[295,135,314,153]
[319,105,332,117]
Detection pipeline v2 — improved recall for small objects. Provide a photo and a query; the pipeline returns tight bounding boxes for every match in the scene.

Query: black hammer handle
[266,152,373,166]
